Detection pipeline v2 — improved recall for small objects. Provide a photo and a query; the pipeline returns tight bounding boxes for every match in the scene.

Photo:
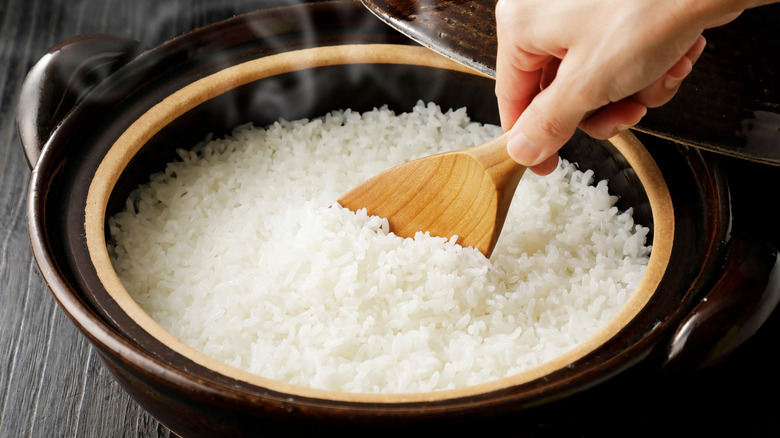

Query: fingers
[632,35,706,108]
[494,0,558,132]
[496,47,568,177]
[492,0,744,179]
[505,98,578,171]
[495,66,544,132]
[527,153,561,176]
[503,51,600,174]
[523,96,646,174]
[495,41,549,132]
[511,90,647,176]
[579,99,648,139]
[503,35,699,175]
[579,34,705,142]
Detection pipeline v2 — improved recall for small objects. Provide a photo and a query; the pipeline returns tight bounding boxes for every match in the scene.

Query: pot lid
[360,0,780,166]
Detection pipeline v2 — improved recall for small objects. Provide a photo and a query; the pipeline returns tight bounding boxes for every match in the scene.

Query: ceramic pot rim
[83,43,674,403]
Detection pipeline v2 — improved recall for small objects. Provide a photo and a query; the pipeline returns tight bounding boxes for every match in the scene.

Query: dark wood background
[2,0,780,436]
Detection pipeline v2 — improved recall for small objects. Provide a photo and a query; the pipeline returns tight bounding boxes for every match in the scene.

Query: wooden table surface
[2,0,780,436]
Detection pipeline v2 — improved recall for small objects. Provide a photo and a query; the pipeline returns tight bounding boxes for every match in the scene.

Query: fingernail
[664,77,683,90]
[507,130,544,165]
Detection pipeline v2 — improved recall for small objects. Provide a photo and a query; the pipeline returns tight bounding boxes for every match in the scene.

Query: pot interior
[76,44,674,403]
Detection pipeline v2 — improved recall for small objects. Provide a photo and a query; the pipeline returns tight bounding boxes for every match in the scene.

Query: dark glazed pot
[17,1,780,436]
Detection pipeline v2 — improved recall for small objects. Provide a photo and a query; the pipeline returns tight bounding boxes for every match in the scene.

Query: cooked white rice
[107,101,650,394]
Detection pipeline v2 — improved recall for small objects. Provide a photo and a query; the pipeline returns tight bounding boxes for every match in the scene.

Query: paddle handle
[466,131,526,195]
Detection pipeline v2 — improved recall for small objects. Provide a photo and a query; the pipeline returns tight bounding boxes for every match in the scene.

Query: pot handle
[16,33,143,169]
[663,236,780,372]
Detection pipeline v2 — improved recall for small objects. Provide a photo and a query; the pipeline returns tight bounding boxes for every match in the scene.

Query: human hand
[495,0,753,175]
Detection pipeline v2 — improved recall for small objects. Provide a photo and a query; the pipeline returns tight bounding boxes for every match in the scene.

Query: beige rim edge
[85,44,674,404]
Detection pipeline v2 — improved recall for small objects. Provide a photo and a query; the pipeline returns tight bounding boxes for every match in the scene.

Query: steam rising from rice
[108,101,650,393]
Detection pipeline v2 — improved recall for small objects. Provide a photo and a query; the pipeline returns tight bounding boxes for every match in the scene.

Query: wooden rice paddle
[338,132,523,258]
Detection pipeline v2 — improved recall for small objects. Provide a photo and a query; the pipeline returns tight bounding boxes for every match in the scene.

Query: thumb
[506,77,592,168]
